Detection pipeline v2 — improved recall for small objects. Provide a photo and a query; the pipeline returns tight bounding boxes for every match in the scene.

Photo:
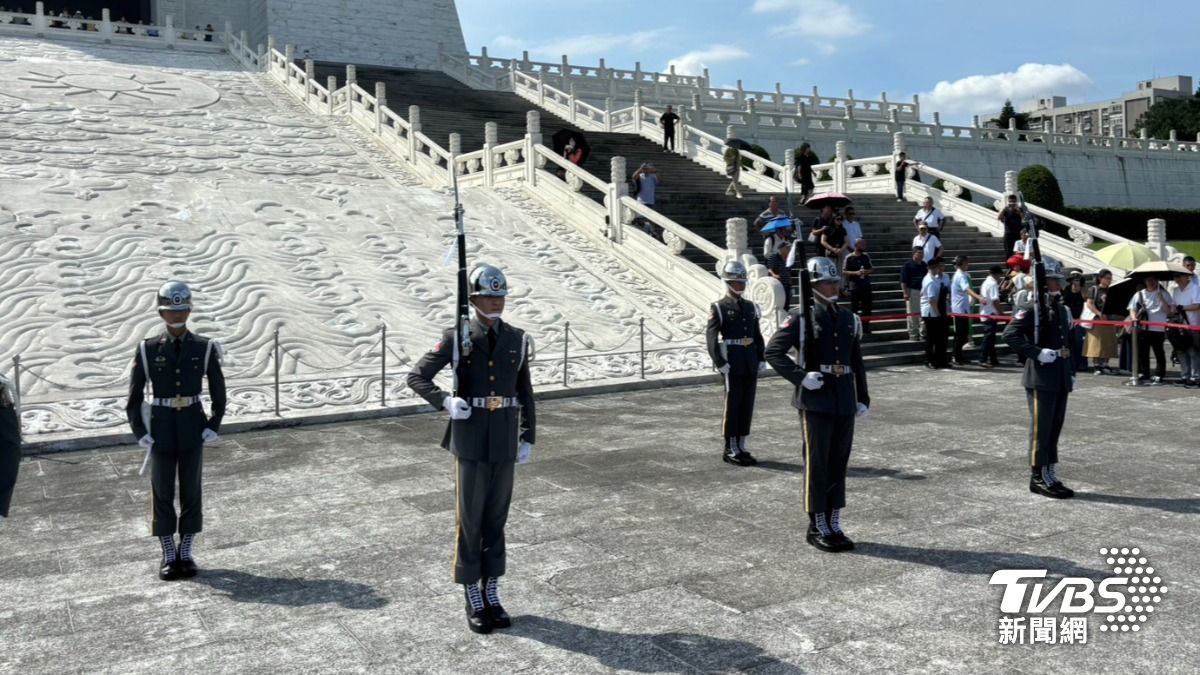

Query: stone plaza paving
[1,366,1197,674]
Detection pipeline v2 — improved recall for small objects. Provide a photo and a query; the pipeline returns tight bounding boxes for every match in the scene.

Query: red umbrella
[804,191,851,209]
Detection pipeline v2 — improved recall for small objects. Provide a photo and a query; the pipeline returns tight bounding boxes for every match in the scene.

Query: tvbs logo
[989,548,1166,643]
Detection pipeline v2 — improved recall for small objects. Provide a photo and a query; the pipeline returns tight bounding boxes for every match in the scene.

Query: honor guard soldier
[407,264,536,635]
[765,258,869,552]
[1003,257,1076,499]
[0,376,19,529]
[125,281,227,580]
[706,260,767,466]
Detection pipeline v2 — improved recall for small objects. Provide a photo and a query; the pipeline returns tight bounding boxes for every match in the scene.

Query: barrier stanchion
[273,327,282,416]
[11,355,21,434]
[639,316,646,379]
[1128,320,1141,387]
[380,323,387,407]
[562,321,570,387]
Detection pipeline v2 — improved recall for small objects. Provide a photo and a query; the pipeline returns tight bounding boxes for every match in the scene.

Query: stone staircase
[317,64,1010,366]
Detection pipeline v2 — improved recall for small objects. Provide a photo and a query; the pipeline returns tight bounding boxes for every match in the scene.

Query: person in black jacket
[765,257,869,552]
[0,376,19,528]
[706,260,766,466]
[125,281,226,581]
[659,105,680,151]
[406,264,535,635]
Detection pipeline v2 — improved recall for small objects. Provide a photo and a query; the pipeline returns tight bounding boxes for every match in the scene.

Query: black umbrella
[551,129,591,165]
[1104,261,1190,314]
[725,138,752,151]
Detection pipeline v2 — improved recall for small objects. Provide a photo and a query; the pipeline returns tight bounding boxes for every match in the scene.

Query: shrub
[744,144,775,178]
[1017,164,1065,213]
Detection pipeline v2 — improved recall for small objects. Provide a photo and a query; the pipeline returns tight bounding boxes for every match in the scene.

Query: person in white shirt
[950,256,986,366]
[1013,228,1030,258]
[1127,276,1174,383]
[842,207,864,255]
[911,224,941,264]
[978,265,1004,368]
[913,197,944,238]
[920,257,951,368]
[1169,270,1200,386]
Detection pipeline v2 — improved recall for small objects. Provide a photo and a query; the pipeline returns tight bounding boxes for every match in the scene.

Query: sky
[453,0,1199,125]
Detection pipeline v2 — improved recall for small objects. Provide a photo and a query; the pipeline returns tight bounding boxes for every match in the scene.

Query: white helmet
[1041,256,1065,280]
[469,264,509,297]
[156,281,192,313]
[719,260,748,283]
[807,257,841,283]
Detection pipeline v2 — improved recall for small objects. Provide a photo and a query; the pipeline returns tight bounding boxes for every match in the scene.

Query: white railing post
[560,54,569,90]
[834,140,848,193]
[484,121,498,187]
[33,2,46,35]
[785,147,796,195]
[798,101,809,131]
[449,133,461,183]
[267,35,276,58]
[912,94,921,120]
[1004,170,1018,198]
[931,112,943,144]
[569,83,577,124]
[774,82,784,112]
[746,98,759,139]
[653,71,662,104]
[327,76,336,114]
[1009,118,1018,145]
[736,80,745,107]
[374,81,385,134]
[633,89,643,133]
[888,108,900,135]
[726,217,750,265]
[843,105,855,141]
[1147,219,1168,261]
[537,70,546,107]
[285,44,295,74]
[100,8,112,40]
[165,15,176,48]
[610,156,627,243]
[604,97,614,132]
[525,111,540,186]
[346,63,356,89]
[409,105,422,163]
[304,58,314,105]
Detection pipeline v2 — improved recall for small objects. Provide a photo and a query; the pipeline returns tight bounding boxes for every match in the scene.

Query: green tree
[1017,165,1064,213]
[991,99,1030,131]
[1134,97,1200,140]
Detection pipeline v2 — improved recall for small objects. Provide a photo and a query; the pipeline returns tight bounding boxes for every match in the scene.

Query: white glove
[758,361,767,372]
[1037,349,1057,364]
[856,403,869,418]
[138,434,154,449]
[517,441,532,465]
[718,364,731,375]
[801,372,824,391]
[443,396,472,420]
[201,428,219,444]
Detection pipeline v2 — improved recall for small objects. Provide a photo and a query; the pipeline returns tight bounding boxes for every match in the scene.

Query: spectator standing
[978,265,1004,368]
[913,197,944,239]
[998,194,1024,260]
[843,239,873,331]
[766,238,793,311]
[1183,256,1198,287]
[659,105,680,151]
[631,163,660,239]
[1169,270,1200,387]
[1013,228,1030,257]
[950,256,985,366]
[1083,269,1117,374]
[921,258,952,369]
[753,196,783,230]
[894,152,912,202]
[810,205,834,246]
[1127,276,1173,384]
[723,145,744,199]
[820,214,848,286]
[204,23,214,42]
[842,207,863,254]
[912,223,941,264]
[1063,270,1088,371]
[795,143,817,201]
[900,247,927,341]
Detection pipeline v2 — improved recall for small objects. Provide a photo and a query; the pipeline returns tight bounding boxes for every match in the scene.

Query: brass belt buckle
[742,338,753,346]
[171,396,187,411]
[831,365,846,377]
[485,396,503,411]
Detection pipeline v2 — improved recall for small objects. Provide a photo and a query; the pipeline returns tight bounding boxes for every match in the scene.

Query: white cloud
[791,58,811,67]
[486,28,673,59]
[918,63,1093,118]
[751,0,869,54]
[667,45,750,77]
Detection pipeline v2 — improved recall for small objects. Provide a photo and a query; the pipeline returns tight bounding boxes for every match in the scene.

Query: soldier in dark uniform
[0,375,19,529]
[765,257,870,552]
[125,281,227,580]
[1003,257,1076,499]
[706,260,767,466]
[406,264,536,635]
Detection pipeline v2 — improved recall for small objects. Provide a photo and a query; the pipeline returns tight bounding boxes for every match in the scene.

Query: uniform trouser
[905,293,923,339]
[1026,388,1068,467]
[150,447,204,537]
[0,444,19,520]
[953,316,971,362]
[800,410,855,514]
[980,318,999,364]
[722,371,758,442]
[1136,331,1167,379]
[454,458,515,585]
[924,316,949,366]
[663,128,675,150]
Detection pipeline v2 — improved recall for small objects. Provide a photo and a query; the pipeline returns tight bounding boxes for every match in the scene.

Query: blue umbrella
[760,215,794,234]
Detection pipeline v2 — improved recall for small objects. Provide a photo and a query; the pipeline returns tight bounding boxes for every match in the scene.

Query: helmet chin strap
[727,286,744,296]
[474,309,503,321]
[814,290,839,304]
[165,321,187,329]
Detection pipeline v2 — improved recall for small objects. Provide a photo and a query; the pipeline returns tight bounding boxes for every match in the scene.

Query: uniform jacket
[125,330,227,452]
[406,318,536,463]
[765,302,869,416]
[0,376,18,450]
[706,294,766,375]
[1003,299,1075,393]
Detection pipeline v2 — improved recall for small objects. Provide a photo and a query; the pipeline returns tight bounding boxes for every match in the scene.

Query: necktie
[174,338,182,357]
[487,328,497,353]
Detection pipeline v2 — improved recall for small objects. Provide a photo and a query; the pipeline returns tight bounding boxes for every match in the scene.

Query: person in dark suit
[126,281,226,580]
[765,257,870,552]
[706,260,767,466]
[407,264,535,635]
[0,376,19,528]
[1003,257,1076,499]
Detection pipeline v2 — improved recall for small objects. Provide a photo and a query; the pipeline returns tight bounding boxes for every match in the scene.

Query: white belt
[818,365,852,377]
[470,396,519,411]
[151,396,200,410]
[723,338,755,347]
